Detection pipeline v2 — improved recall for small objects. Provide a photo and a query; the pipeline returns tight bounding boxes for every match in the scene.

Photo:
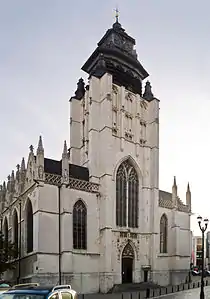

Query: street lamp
[197,216,209,299]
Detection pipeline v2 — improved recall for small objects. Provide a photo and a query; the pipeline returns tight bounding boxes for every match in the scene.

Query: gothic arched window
[3,217,8,260]
[13,209,18,258]
[116,160,139,228]
[73,200,87,250]
[26,199,33,253]
[160,214,168,253]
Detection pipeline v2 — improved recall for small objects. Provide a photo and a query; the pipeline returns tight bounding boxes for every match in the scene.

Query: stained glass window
[13,209,18,258]
[116,160,139,228]
[3,217,8,260]
[26,199,33,253]
[160,214,168,253]
[73,200,87,249]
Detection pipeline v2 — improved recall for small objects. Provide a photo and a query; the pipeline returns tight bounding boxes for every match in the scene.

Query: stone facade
[0,19,192,294]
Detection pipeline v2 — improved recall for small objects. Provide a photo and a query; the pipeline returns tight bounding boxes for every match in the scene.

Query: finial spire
[62,140,68,158]
[173,176,177,187]
[21,157,26,171]
[187,182,191,193]
[74,78,85,100]
[143,81,154,102]
[37,135,44,154]
[172,176,177,196]
[114,7,119,23]
[29,145,34,153]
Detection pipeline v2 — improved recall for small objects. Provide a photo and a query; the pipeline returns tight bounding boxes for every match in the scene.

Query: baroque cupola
[81,17,149,95]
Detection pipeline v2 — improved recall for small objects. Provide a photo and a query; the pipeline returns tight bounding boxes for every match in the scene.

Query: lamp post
[197,216,209,299]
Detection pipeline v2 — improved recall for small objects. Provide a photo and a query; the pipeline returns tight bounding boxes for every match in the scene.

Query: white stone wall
[61,188,100,294]
[34,184,100,293]
[154,206,191,286]
[70,73,160,293]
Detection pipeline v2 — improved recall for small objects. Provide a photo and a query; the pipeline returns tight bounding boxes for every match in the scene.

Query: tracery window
[73,200,87,250]
[160,214,168,253]
[13,209,18,258]
[3,217,8,260]
[116,160,139,228]
[26,199,33,253]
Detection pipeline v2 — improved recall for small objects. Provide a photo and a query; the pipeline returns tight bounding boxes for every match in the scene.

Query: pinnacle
[37,135,44,154]
[187,182,191,193]
[62,140,68,158]
[11,170,15,180]
[173,176,177,187]
[143,81,154,102]
[21,157,26,171]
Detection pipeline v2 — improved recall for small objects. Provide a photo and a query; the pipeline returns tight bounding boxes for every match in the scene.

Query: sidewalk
[155,285,210,299]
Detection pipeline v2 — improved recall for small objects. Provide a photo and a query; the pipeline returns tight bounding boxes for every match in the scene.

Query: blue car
[0,284,78,299]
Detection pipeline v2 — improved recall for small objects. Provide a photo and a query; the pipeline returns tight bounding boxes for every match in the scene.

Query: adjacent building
[191,234,208,269]
[0,18,192,293]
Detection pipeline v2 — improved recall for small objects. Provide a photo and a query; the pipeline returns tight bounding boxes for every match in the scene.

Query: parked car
[204,270,210,277]
[0,284,78,299]
[0,281,11,294]
[191,270,200,276]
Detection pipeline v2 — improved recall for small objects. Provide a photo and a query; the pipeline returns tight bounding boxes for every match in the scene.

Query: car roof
[5,285,74,296]
[6,286,54,295]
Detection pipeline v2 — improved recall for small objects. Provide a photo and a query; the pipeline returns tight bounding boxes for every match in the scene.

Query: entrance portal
[121,243,134,284]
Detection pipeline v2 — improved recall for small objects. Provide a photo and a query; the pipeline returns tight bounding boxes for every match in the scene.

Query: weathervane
[114,7,119,23]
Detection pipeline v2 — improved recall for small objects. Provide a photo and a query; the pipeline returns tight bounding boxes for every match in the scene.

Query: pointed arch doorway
[121,243,134,284]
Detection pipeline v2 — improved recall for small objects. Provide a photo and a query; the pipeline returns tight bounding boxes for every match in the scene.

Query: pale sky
[0,0,209,235]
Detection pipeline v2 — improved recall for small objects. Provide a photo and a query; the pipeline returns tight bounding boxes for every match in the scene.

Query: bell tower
[69,17,160,291]
[81,18,149,95]
[70,18,159,183]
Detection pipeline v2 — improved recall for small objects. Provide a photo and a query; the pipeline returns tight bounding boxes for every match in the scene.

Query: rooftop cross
[114,7,119,23]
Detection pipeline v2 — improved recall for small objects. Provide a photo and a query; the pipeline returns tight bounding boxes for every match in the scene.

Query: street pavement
[155,286,210,298]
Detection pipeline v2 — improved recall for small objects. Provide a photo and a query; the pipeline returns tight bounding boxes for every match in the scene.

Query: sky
[0,0,209,235]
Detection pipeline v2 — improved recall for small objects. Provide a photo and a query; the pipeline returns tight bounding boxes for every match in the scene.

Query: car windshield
[0,295,45,299]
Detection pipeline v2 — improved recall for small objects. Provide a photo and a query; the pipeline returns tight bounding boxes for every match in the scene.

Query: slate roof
[159,190,189,212]
[44,158,89,181]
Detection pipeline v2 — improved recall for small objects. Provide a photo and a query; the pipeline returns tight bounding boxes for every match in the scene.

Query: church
[0,17,192,294]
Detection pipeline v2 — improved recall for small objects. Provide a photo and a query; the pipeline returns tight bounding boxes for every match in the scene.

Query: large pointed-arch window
[160,214,168,253]
[13,209,18,258]
[116,160,139,228]
[3,217,8,260]
[73,200,87,250]
[26,199,33,253]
